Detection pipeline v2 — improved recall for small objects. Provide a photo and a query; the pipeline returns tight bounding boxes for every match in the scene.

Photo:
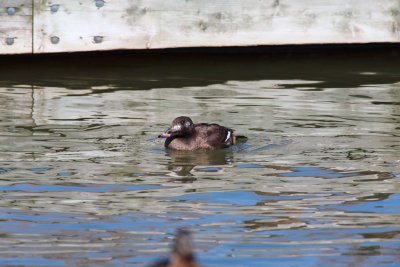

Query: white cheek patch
[225,130,232,142]
[172,125,182,132]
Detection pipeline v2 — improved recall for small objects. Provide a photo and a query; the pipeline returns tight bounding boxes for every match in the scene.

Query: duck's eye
[185,121,191,127]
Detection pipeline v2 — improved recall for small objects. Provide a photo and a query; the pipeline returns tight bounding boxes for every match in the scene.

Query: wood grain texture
[0,0,32,54]
[2,0,400,54]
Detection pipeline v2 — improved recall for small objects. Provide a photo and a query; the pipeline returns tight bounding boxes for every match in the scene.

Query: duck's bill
[158,133,171,138]
[158,128,172,138]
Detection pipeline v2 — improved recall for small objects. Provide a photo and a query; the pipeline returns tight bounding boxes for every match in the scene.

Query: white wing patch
[224,130,232,142]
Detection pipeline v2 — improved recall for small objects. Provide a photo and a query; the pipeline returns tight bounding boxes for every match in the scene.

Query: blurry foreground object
[148,229,201,267]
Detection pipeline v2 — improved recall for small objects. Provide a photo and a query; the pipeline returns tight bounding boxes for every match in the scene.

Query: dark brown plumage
[147,229,200,267]
[158,116,235,150]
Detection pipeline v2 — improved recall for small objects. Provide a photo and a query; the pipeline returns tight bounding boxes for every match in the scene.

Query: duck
[158,116,237,150]
[147,228,200,267]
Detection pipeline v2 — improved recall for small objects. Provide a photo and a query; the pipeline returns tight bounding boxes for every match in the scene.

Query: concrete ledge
[1,0,400,54]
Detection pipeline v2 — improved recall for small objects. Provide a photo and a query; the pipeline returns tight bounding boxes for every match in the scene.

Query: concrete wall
[1,0,400,54]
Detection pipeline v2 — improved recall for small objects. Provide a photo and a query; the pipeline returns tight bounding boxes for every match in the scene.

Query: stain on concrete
[335,8,362,38]
[123,1,148,26]
[194,11,240,33]
[198,21,208,32]
[299,10,317,28]
[389,5,400,38]
[271,0,286,17]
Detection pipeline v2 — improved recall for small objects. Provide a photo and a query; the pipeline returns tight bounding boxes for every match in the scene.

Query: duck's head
[158,116,194,138]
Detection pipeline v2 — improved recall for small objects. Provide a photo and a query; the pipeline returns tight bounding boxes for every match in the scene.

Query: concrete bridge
[1,0,400,54]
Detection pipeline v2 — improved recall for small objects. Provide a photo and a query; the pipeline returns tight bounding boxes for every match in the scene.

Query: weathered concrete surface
[2,0,400,54]
[0,0,32,54]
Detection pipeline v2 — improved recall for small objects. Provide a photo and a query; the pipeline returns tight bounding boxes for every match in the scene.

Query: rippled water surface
[0,51,399,266]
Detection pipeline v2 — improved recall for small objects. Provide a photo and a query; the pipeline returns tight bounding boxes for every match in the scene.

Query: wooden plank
[33,0,150,53]
[27,0,400,54]
[0,0,32,54]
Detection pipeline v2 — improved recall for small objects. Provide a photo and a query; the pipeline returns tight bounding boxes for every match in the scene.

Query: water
[0,50,399,266]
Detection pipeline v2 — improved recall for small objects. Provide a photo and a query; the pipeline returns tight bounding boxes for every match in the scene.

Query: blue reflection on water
[328,194,400,214]
[0,258,64,266]
[0,163,398,266]
[237,163,264,168]
[177,191,304,206]
[195,167,222,172]
[280,167,358,178]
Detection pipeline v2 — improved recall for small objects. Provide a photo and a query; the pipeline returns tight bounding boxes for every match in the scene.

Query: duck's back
[194,123,234,149]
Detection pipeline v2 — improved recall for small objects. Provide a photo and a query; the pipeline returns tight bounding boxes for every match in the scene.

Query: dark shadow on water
[1,43,400,91]
[166,149,234,177]
[165,136,293,177]
[164,135,289,177]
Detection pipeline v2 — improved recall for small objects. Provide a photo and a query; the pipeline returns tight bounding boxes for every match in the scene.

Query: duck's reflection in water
[166,149,234,178]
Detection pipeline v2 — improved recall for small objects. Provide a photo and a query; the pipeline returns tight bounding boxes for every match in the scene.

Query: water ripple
[0,57,399,266]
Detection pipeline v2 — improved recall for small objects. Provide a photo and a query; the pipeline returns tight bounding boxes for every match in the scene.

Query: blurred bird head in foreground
[148,228,200,267]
